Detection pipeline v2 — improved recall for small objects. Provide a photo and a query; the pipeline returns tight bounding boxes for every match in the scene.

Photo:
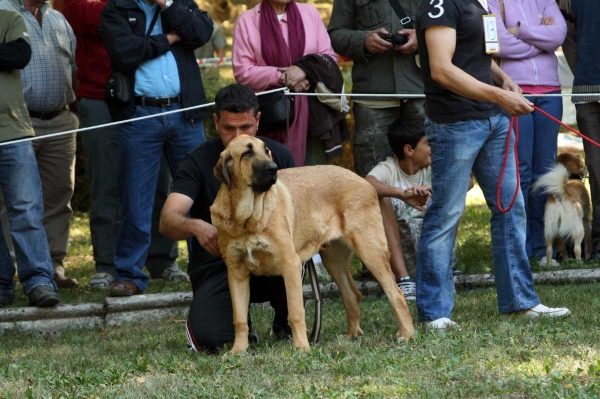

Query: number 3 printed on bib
[428,0,444,19]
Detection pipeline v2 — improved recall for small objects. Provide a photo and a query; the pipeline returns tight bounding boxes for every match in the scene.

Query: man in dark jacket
[64,0,187,290]
[100,0,213,296]
[562,0,600,261]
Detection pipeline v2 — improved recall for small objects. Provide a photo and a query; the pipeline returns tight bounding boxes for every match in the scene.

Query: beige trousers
[31,110,78,274]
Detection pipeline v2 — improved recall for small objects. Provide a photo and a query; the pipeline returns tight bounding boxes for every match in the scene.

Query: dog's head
[557,153,586,180]
[214,135,278,193]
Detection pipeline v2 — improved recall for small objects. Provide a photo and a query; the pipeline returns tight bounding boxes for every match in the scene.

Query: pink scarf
[259,0,306,68]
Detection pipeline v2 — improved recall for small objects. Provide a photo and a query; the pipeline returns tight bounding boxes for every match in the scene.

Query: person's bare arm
[425,26,533,116]
[159,192,221,256]
[365,176,429,211]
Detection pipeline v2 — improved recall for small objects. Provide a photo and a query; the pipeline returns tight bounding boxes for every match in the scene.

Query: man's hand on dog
[196,221,221,256]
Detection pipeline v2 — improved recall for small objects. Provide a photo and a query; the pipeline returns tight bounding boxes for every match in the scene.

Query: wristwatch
[164,0,173,8]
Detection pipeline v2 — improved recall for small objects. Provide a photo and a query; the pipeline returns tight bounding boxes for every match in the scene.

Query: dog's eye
[265,146,270,155]
[242,149,253,158]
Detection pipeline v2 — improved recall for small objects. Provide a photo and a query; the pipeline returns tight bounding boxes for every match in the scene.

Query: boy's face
[411,136,431,167]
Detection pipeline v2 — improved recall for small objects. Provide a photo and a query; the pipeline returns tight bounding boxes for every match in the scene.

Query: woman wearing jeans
[489,0,567,265]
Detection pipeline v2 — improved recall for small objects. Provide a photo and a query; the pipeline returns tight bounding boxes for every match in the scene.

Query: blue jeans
[416,114,540,322]
[515,92,562,259]
[79,98,179,277]
[0,141,56,296]
[115,104,205,291]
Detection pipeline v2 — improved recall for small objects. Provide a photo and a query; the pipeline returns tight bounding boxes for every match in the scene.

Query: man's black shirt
[171,137,295,289]
[416,0,501,123]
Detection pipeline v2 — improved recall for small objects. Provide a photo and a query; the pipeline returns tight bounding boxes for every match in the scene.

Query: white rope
[2,88,599,148]
[286,92,600,98]
[0,87,287,148]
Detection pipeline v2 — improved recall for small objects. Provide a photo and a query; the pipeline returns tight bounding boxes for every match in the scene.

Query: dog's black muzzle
[251,161,278,192]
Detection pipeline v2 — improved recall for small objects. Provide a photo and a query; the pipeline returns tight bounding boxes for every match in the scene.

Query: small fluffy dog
[533,153,592,266]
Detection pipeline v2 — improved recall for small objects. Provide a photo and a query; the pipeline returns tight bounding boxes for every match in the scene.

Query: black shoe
[0,294,14,308]
[249,327,260,344]
[28,286,60,307]
[452,267,464,276]
[272,321,292,341]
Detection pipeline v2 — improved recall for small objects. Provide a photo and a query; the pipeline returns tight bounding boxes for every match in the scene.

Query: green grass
[3,203,600,397]
[1,285,599,398]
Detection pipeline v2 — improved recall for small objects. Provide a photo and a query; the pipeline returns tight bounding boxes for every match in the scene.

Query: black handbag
[105,8,161,106]
[257,90,295,134]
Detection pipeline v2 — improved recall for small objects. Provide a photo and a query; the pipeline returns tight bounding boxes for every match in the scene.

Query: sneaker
[271,321,292,341]
[88,272,116,289]
[523,304,571,318]
[538,256,560,267]
[109,280,141,297]
[0,294,15,308]
[28,286,60,307]
[162,265,190,283]
[426,317,459,331]
[452,267,464,276]
[397,276,416,301]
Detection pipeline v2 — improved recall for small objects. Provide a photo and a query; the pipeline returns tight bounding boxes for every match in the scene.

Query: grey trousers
[78,98,178,278]
[31,111,78,275]
[575,102,600,255]
[352,100,425,177]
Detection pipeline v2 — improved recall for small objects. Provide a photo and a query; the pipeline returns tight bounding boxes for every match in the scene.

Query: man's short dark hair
[214,84,259,118]
[387,117,425,159]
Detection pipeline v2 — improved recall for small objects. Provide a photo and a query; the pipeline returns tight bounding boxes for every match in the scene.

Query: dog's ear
[214,151,233,190]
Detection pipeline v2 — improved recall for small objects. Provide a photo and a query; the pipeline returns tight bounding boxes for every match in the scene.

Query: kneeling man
[160,84,294,352]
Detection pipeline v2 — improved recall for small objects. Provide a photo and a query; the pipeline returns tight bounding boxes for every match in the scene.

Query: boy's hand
[406,185,431,197]
[398,186,431,211]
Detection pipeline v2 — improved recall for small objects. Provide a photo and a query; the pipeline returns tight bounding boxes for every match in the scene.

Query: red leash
[496,116,520,213]
[496,105,600,213]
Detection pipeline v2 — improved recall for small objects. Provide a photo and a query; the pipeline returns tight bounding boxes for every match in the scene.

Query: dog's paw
[396,329,415,342]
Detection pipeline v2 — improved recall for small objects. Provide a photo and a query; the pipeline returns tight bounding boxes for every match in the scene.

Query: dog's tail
[532,164,569,199]
[535,164,585,241]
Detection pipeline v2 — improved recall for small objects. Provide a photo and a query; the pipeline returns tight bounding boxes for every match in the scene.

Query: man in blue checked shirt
[0,0,80,289]
[100,0,213,296]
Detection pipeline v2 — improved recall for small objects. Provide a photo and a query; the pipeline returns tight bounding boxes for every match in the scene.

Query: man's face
[213,110,261,147]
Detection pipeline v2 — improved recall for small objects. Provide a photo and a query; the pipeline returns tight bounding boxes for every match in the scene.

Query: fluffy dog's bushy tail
[533,163,585,240]
[532,164,569,198]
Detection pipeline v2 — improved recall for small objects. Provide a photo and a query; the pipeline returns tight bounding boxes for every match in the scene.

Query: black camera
[378,32,409,47]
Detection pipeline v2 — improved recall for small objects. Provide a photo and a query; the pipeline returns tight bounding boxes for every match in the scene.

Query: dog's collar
[568,173,584,181]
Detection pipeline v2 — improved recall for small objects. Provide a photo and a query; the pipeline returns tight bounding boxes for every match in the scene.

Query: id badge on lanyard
[478,0,500,54]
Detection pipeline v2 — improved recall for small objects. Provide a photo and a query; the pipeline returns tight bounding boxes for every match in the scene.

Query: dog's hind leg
[583,219,592,260]
[573,229,584,261]
[227,266,251,355]
[347,229,414,341]
[320,240,363,338]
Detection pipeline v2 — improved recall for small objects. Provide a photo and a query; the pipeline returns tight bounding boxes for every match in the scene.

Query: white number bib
[483,14,500,53]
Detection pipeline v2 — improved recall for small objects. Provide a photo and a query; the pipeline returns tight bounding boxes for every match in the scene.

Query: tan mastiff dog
[210,135,415,354]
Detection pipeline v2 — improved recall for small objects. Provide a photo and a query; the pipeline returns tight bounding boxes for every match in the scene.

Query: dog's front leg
[282,259,310,353]
[227,266,251,355]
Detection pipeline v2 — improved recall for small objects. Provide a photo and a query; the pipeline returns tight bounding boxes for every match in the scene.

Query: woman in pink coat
[232,0,337,166]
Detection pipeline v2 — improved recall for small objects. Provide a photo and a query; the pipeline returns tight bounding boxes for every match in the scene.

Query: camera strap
[388,0,414,29]
[145,7,161,40]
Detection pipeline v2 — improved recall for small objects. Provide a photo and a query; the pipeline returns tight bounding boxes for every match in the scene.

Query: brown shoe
[109,281,141,297]
[54,273,79,289]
